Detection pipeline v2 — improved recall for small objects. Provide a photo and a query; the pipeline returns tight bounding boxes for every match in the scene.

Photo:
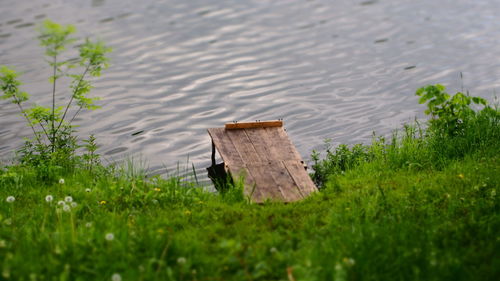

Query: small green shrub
[311,140,372,187]
[416,84,488,136]
[0,20,111,177]
[312,84,499,187]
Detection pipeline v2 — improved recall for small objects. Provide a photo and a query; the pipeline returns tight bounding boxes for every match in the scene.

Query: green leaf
[38,20,77,58]
[25,105,52,124]
[79,39,112,77]
[436,84,446,92]
[0,66,29,104]
[472,96,488,105]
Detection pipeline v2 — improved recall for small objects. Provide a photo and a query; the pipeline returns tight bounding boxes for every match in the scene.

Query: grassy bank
[0,85,499,281]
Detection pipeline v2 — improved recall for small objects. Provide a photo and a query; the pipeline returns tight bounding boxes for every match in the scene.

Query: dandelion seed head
[105,233,115,241]
[111,273,122,281]
[85,222,92,228]
[45,195,54,202]
[70,202,77,208]
[57,200,65,206]
[6,196,15,203]
[177,257,187,264]
[64,196,73,203]
[343,257,356,266]
[85,188,91,193]
[59,178,65,184]
[270,247,277,253]
[63,205,71,212]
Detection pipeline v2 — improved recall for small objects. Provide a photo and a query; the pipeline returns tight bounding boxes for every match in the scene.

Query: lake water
[1,0,499,177]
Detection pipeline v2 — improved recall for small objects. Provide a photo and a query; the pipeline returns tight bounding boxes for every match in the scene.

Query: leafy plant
[416,84,488,136]
[82,134,100,173]
[0,20,111,170]
[311,139,372,187]
[311,84,498,187]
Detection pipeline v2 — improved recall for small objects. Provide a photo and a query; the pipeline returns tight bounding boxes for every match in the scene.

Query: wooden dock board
[207,120,317,203]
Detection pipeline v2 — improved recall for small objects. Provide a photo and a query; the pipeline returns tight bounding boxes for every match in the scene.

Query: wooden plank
[225,120,283,130]
[283,160,318,196]
[235,161,306,203]
[265,127,303,161]
[207,128,244,167]
[226,129,262,164]
[209,123,317,203]
[269,160,304,202]
[243,128,274,162]
[246,163,285,202]
[227,164,263,201]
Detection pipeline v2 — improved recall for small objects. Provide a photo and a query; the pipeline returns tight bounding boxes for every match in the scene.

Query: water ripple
[1,0,499,179]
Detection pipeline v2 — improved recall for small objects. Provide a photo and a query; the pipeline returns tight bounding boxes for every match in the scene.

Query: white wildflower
[63,204,71,212]
[111,273,122,281]
[59,178,65,184]
[6,196,15,203]
[105,233,115,241]
[64,196,73,203]
[343,257,356,266]
[85,188,91,193]
[45,195,54,202]
[177,257,187,265]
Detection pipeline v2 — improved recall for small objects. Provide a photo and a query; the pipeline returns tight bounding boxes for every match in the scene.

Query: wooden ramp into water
[207,120,317,203]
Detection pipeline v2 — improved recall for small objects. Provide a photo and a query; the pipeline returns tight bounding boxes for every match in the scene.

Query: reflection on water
[0,0,499,178]
[92,0,106,7]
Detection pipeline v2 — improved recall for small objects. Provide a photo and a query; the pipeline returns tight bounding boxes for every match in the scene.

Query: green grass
[0,151,498,280]
[0,87,499,280]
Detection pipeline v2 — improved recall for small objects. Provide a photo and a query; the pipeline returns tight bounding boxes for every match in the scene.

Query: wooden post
[211,140,216,167]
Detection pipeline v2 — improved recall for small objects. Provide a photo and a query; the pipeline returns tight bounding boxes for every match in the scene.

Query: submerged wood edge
[225,120,283,130]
